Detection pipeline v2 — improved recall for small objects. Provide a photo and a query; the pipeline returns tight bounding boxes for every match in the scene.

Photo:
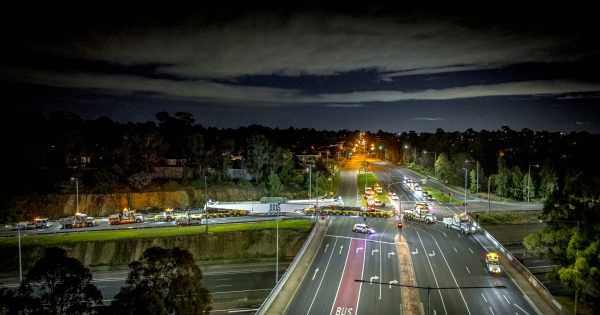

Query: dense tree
[4,247,102,314]
[267,171,284,196]
[111,246,211,315]
[245,134,271,182]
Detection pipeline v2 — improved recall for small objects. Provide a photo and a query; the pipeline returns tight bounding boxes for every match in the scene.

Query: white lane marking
[416,232,448,315]
[489,307,495,315]
[372,249,379,256]
[216,284,231,287]
[325,234,395,244]
[503,295,510,304]
[411,247,419,255]
[469,248,474,254]
[432,238,472,315]
[307,237,339,314]
[370,275,379,283]
[339,245,344,254]
[454,247,457,253]
[514,303,531,315]
[212,288,271,294]
[356,246,364,254]
[389,280,398,288]
[443,232,447,237]
[216,278,232,281]
[456,232,462,238]
[465,266,470,274]
[388,252,396,259]
[428,250,435,257]
[324,243,329,252]
[312,268,319,280]
[481,293,488,303]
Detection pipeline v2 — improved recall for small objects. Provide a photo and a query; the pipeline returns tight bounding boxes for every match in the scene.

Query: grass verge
[474,211,542,225]
[0,219,313,247]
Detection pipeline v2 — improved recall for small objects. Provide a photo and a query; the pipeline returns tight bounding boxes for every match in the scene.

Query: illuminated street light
[70,177,79,213]
[463,168,468,213]
[527,164,540,203]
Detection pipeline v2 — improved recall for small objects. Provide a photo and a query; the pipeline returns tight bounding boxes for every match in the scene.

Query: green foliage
[469,169,477,193]
[435,153,452,183]
[245,134,271,182]
[523,191,600,312]
[111,247,211,315]
[0,219,314,248]
[476,210,542,225]
[4,247,102,314]
[539,167,559,199]
[267,171,283,196]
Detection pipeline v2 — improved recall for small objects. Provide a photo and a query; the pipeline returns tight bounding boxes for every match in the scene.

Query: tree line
[0,246,211,314]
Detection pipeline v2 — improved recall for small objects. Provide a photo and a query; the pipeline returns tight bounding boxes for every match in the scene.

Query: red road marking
[330,238,366,315]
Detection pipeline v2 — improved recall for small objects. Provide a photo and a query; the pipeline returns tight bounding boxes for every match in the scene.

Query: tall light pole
[463,168,468,214]
[70,177,79,213]
[17,222,22,282]
[276,204,279,284]
[487,175,495,212]
[307,165,313,200]
[423,151,437,178]
[527,164,540,203]
[404,145,416,165]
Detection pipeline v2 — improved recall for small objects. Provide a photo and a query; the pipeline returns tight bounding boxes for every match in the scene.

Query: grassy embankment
[0,219,313,248]
[357,173,390,207]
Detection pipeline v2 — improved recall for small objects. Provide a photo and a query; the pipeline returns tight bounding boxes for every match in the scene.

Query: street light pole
[308,165,313,200]
[463,168,468,214]
[423,151,437,178]
[276,205,279,284]
[17,223,22,282]
[70,177,79,213]
[527,164,539,203]
[488,175,494,212]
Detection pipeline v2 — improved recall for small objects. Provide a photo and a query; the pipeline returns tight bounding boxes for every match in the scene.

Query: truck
[486,252,501,273]
[442,213,474,234]
[403,203,435,224]
[34,217,50,229]
[60,213,95,229]
[109,208,144,225]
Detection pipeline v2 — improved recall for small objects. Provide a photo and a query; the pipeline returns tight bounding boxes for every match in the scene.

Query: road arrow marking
[372,249,379,256]
[388,252,396,259]
[356,247,364,254]
[312,268,319,280]
[370,275,379,283]
[428,250,435,257]
[411,248,419,255]
[389,279,398,289]
[324,243,329,253]
[339,245,344,254]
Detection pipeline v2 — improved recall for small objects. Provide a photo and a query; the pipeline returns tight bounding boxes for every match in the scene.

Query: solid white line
[417,232,448,315]
[307,237,339,315]
[227,309,259,313]
[432,238,472,315]
[216,284,232,287]
[465,266,470,274]
[481,293,488,303]
[469,248,474,254]
[503,294,510,304]
[356,238,367,314]
[514,303,531,315]
[454,247,457,253]
[212,289,271,294]
[216,278,232,281]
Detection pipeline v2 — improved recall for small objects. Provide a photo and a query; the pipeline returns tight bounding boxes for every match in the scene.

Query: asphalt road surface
[285,154,538,314]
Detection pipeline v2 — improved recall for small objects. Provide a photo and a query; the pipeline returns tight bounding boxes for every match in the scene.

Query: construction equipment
[403,203,435,223]
[60,212,95,229]
[442,213,474,234]
[486,252,501,273]
[109,208,144,225]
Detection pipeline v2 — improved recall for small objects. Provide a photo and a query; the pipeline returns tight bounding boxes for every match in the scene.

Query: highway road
[285,154,539,314]
[0,261,286,314]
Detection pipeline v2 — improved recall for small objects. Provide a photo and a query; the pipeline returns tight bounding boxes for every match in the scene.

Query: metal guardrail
[472,217,570,315]
[256,219,320,314]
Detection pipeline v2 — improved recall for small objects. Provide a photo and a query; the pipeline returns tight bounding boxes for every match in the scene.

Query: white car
[352,223,375,234]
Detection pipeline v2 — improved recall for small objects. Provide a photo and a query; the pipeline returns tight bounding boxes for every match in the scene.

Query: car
[426,195,435,201]
[374,200,385,207]
[352,223,374,234]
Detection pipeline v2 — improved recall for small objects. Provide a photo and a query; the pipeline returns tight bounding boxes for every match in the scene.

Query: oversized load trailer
[60,213,95,229]
[442,213,474,234]
[109,208,144,225]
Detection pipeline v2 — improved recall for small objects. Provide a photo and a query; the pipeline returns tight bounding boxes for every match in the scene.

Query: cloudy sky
[2,4,599,133]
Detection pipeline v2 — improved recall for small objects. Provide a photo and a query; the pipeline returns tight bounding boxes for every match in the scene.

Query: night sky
[2,4,599,133]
